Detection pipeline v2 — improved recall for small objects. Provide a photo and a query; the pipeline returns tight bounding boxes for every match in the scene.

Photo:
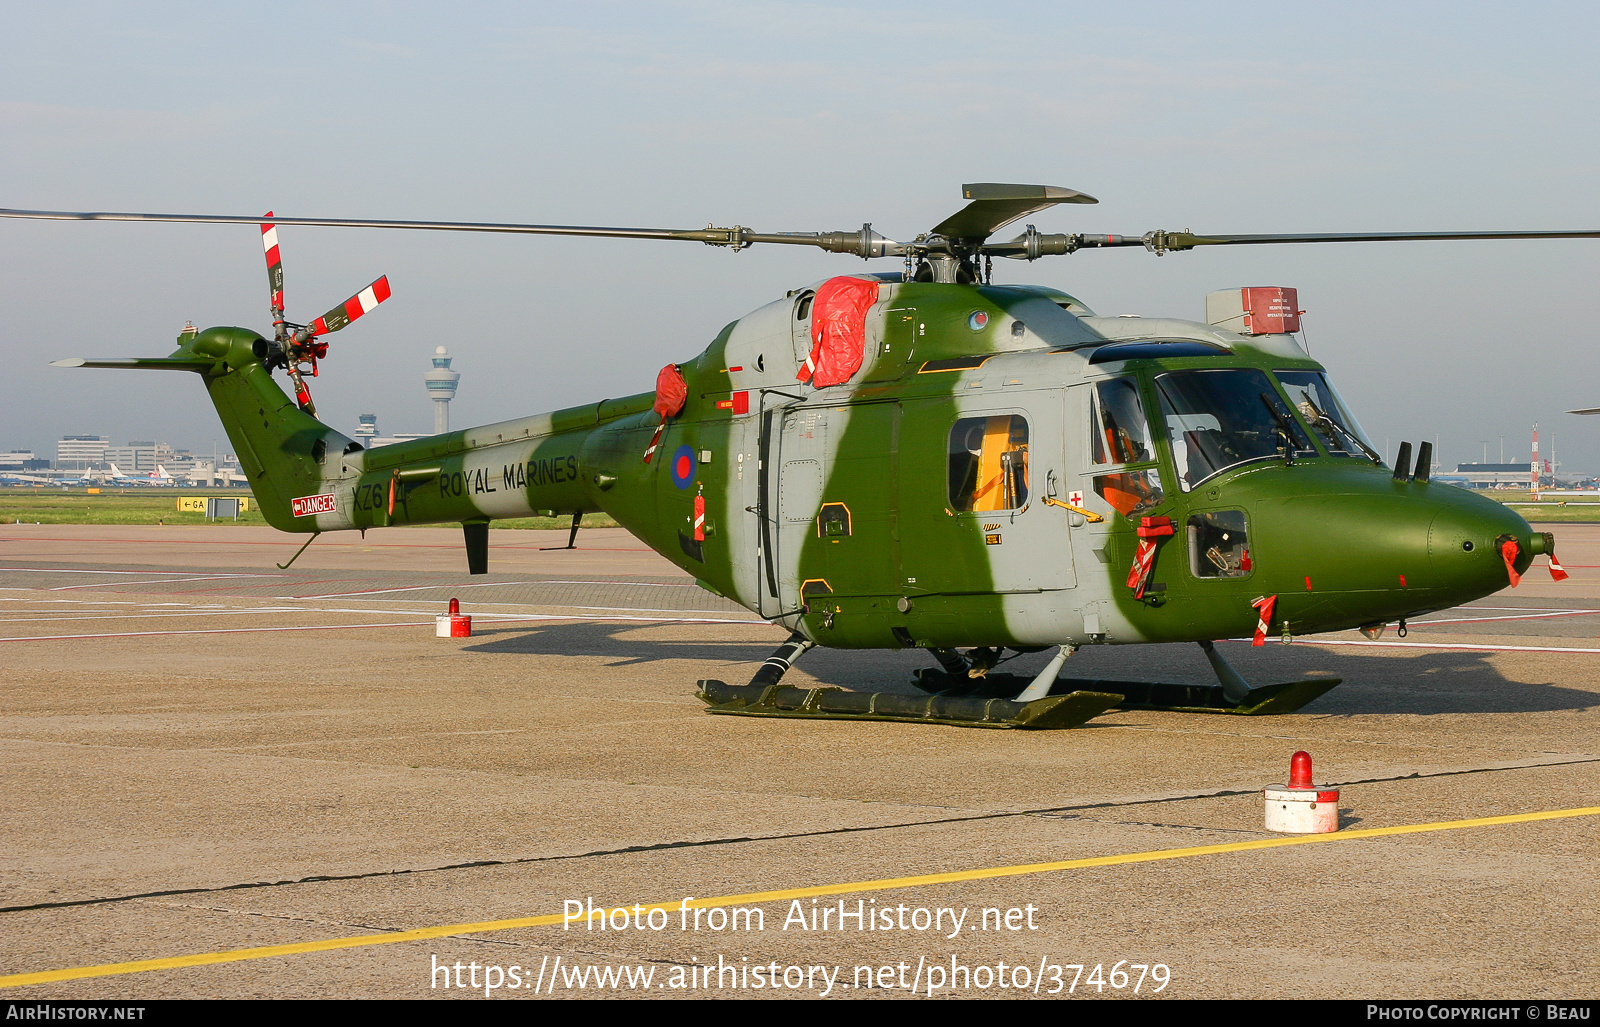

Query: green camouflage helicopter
[6,186,1593,730]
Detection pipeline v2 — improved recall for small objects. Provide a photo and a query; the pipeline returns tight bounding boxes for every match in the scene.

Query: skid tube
[908,640,1338,716]
[696,679,1123,730]
[909,672,1339,716]
[697,630,1121,729]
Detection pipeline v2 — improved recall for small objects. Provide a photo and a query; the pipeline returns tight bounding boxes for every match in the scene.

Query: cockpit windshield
[1275,371,1380,461]
[1154,369,1312,490]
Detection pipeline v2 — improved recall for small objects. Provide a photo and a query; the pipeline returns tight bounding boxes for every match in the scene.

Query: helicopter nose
[1427,492,1536,596]
[1260,479,1540,628]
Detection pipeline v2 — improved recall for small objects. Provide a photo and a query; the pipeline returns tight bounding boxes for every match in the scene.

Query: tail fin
[54,326,351,531]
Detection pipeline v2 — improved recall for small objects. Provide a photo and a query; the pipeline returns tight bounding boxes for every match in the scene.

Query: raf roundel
[670,444,696,489]
[967,310,989,330]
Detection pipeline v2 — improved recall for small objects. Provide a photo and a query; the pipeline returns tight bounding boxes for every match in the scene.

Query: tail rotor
[257,211,390,416]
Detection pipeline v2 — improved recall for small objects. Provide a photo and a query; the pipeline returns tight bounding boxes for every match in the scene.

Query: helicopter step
[695,679,1123,730]
[907,669,1340,716]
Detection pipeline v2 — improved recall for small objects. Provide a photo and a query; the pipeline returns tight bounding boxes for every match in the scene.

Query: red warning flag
[642,423,666,464]
[1549,553,1569,581]
[1251,594,1278,646]
[644,364,688,463]
[1125,516,1174,599]
[797,277,879,388]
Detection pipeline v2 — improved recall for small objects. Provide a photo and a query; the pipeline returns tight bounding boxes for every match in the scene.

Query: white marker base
[435,614,472,638]
[1263,785,1340,834]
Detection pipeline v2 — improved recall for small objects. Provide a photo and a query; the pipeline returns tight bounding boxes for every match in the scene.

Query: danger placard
[291,493,337,517]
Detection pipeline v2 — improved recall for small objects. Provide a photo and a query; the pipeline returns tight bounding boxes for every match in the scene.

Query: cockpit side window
[1090,377,1155,466]
[948,415,1029,512]
[1087,378,1164,518]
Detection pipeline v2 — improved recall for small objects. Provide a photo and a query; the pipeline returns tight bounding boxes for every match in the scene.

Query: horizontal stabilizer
[51,357,219,372]
[932,183,1098,241]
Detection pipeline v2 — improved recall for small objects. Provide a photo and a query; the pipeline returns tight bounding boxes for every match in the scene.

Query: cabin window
[948,415,1029,512]
[1275,371,1378,459]
[1154,369,1313,490]
[1089,377,1154,465]
[1188,510,1252,578]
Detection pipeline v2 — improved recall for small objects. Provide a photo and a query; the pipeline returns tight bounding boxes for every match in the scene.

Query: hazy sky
[3,2,1597,471]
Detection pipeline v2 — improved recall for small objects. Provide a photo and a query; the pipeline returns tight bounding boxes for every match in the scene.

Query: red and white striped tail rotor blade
[308,276,391,336]
[261,212,285,320]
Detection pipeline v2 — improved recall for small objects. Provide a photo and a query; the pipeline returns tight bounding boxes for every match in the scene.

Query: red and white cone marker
[436,597,472,638]
[1263,751,1340,834]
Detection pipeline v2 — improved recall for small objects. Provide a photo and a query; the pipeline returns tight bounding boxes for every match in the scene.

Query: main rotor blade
[931,183,1097,242]
[1144,228,1600,252]
[0,208,900,257]
[985,227,1600,259]
[306,276,391,337]
[12,206,1592,262]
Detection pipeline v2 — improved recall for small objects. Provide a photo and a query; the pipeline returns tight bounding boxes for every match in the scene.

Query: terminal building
[0,450,48,472]
[1454,463,1541,488]
[104,441,177,475]
[56,435,108,470]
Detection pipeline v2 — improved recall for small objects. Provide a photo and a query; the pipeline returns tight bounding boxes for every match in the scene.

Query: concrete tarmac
[0,523,1595,1000]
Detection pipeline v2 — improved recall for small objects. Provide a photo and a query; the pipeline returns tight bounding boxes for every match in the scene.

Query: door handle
[1043,495,1104,522]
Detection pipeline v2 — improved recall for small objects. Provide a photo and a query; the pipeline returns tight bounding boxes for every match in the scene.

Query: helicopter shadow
[466,624,1600,718]
[463,620,948,686]
[1279,646,1600,717]
[1061,641,1600,717]
[463,620,777,668]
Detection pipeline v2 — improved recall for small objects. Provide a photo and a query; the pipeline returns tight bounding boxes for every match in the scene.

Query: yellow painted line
[3,805,1596,989]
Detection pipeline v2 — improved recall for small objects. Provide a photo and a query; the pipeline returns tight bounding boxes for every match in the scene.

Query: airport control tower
[424,346,461,434]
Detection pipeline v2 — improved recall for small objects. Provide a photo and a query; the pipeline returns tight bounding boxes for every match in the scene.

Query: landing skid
[696,680,1121,730]
[695,634,1337,730]
[908,670,1340,716]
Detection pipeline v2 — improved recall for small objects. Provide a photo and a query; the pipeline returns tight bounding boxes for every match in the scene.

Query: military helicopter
[4,186,1593,730]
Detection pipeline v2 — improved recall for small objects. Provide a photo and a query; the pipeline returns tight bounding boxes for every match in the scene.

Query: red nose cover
[653,364,688,418]
[1500,538,1521,588]
[797,277,879,388]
